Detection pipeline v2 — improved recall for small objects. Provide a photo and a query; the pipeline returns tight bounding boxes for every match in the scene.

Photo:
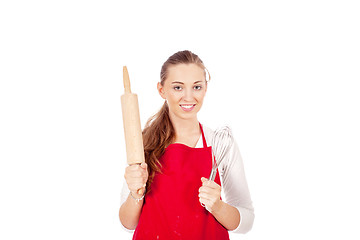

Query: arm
[119,191,144,230]
[199,127,254,233]
[119,162,148,230]
[220,139,254,233]
[199,177,240,230]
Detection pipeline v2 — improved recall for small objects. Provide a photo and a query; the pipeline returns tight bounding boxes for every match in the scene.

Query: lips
[180,104,196,112]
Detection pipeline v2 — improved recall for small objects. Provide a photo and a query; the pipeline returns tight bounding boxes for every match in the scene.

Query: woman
[119,50,254,239]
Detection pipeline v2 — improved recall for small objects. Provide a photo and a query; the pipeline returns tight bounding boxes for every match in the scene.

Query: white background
[1,0,359,239]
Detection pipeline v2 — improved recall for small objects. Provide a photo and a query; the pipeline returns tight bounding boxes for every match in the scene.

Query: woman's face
[158,63,207,121]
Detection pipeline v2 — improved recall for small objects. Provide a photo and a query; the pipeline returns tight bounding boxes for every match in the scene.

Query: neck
[169,113,200,138]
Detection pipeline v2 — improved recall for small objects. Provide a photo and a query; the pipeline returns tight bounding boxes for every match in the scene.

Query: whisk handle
[209,168,217,181]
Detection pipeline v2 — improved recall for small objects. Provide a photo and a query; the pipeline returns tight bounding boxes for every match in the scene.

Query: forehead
[166,64,205,83]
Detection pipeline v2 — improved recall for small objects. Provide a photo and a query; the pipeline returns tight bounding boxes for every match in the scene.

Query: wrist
[211,200,225,215]
[130,191,145,203]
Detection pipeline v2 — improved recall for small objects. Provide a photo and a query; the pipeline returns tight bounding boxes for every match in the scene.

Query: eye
[174,86,182,91]
[194,85,202,90]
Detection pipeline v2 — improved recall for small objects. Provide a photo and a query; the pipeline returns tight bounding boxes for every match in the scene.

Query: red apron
[133,123,229,240]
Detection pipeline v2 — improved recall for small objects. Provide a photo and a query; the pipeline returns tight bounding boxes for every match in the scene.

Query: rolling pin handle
[123,66,132,93]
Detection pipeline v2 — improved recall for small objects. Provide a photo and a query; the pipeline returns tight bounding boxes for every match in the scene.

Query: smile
[180,104,196,112]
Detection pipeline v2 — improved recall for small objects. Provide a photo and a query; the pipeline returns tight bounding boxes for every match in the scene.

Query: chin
[178,110,201,120]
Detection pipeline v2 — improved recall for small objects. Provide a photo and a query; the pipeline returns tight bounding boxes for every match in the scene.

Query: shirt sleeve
[205,126,255,234]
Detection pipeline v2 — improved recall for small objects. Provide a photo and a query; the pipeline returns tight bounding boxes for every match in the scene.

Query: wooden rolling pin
[121,66,145,194]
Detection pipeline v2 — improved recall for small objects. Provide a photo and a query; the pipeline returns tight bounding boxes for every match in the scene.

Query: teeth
[180,104,194,109]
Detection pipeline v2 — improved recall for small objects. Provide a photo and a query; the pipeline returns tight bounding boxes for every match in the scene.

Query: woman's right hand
[124,162,148,198]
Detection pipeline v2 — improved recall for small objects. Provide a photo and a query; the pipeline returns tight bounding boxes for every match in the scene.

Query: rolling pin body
[121,66,145,165]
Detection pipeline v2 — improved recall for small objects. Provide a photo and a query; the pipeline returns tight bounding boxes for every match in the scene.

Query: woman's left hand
[198,177,223,213]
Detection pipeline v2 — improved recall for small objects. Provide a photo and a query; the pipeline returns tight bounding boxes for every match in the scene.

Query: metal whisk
[208,126,234,181]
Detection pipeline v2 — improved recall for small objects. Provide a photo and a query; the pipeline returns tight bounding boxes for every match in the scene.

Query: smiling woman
[158,64,207,120]
[119,50,254,240]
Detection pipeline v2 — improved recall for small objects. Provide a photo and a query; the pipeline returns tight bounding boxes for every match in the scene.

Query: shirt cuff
[228,206,255,234]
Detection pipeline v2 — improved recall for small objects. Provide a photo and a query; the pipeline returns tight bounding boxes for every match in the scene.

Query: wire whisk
[208,126,234,181]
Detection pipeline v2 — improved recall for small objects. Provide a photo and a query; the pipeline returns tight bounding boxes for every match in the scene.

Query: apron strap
[199,123,208,148]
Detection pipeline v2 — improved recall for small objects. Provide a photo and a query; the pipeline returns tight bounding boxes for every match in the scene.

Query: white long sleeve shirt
[120,125,254,234]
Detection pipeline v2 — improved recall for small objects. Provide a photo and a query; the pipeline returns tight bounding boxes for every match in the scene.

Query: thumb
[201,177,208,183]
[140,162,147,169]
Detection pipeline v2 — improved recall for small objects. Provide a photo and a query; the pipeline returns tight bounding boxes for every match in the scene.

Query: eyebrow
[171,81,204,85]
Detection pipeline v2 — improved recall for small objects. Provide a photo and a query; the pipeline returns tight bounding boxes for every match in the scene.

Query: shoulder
[201,124,215,146]
[202,124,239,174]
[201,124,234,147]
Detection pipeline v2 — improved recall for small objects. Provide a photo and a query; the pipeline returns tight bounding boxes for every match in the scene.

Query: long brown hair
[143,50,210,191]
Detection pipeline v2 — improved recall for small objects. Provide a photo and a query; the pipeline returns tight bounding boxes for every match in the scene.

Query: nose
[182,88,193,102]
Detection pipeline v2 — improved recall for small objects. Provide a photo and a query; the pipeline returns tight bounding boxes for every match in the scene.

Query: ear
[157,82,166,99]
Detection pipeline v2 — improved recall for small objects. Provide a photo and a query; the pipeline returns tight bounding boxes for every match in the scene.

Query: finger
[129,182,146,192]
[199,185,212,194]
[131,186,146,198]
[126,167,147,178]
[199,191,220,206]
[127,176,147,185]
[128,179,145,187]
[199,196,212,205]
[201,177,213,186]
[125,175,147,188]
[203,180,221,190]
[136,164,148,174]
[199,194,208,204]
[200,178,212,190]
[200,185,218,195]
[129,165,144,174]
[199,186,219,196]
[198,190,218,200]
[127,163,147,172]
[198,192,209,201]
[199,186,221,203]
[128,163,141,169]
[199,196,213,211]
[137,188,145,196]
[125,166,140,177]
[130,171,146,179]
